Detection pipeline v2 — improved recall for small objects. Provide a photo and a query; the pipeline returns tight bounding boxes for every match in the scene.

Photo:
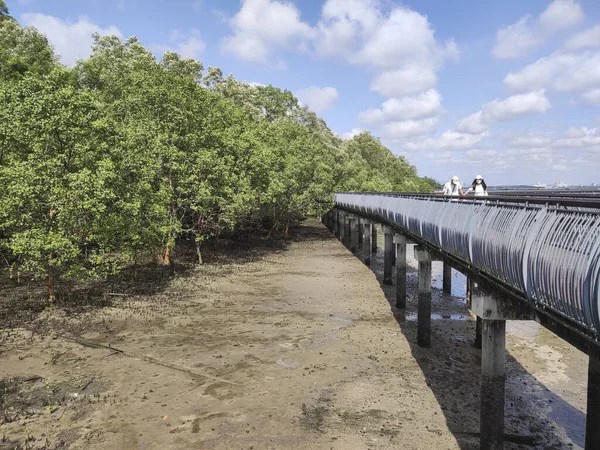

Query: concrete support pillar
[467,278,482,349]
[414,246,432,348]
[586,350,600,449]
[466,276,472,308]
[394,233,407,309]
[443,261,452,294]
[470,288,516,450]
[343,213,350,247]
[475,316,483,350]
[470,286,533,450]
[361,219,371,266]
[333,210,340,239]
[383,226,394,285]
[358,220,363,245]
[481,319,506,450]
[349,215,359,254]
[371,223,378,253]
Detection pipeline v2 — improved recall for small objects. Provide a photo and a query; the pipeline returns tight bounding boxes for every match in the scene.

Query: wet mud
[0,219,589,449]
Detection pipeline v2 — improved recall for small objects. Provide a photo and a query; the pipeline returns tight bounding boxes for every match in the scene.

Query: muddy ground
[0,219,588,449]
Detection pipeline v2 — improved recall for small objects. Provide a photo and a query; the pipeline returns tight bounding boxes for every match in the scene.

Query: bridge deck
[335,193,600,353]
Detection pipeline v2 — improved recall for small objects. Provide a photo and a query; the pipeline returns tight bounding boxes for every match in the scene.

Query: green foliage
[0,0,10,18]
[0,20,438,299]
[0,19,58,80]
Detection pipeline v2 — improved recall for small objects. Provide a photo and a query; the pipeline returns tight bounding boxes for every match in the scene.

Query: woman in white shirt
[465,175,488,197]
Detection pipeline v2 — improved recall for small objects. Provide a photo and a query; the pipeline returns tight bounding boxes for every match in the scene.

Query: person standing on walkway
[443,176,465,196]
[465,175,488,197]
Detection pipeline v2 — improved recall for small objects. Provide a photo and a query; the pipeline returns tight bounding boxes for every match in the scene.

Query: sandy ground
[0,219,589,449]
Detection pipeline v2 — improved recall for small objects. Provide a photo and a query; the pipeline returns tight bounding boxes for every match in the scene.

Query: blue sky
[8,0,600,185]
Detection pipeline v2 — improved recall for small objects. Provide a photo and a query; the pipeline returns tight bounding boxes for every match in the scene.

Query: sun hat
[451,176,459,182]
[475,175,483,180]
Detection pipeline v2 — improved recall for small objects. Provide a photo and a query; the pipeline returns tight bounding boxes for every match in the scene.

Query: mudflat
[0,219,587,449]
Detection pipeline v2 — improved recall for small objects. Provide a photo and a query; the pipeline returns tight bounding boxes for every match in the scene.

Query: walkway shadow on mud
[345,235,585,449]
[0,220,328,330]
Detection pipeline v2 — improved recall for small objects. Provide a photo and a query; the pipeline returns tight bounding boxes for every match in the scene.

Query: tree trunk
[195,241,203,265]
[48,271,55,302]
[163,246,171,266]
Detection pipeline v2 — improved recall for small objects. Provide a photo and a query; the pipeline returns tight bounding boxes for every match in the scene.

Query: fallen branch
[62,335,237,386]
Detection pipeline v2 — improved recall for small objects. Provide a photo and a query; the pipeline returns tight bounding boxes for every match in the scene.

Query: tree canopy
[0,15,440,300]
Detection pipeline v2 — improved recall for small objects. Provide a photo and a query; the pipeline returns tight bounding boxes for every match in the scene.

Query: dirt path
[0,219,588,449]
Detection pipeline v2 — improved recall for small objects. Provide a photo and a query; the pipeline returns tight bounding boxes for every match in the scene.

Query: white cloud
[464,149,498,158]
[152,29,206,60]
[581,88,600,105]
[295,86,339,112]
[20,14,122,66]
[563,25,600,51]
[457,91,551,133]
[506,131,554,148]
[316,0,381,60]
[315,0,457,101]
[554,126,600,148]
[493,16,541,59]
[339,128,364,140]
[358,90,443,125]
[552,160,569,171]
[221,0,312,64]
[482,90,552,122]
[501,127,600,173]
[380,118,438,140]
[505,51,600,94]
[538,0,583,32]
[313,1,456,141]
[175,36,205,59]
[493,0,583,59]
[406,130,489,151]
[370,66,437,98]
[456,112,487,134]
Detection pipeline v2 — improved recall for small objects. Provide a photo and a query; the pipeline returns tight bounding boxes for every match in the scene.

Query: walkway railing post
[586,349,600,449]
[383,226,394,285]
[349,214,359,254]
[443,261,452,294]
[394,233,407,309]
[371,223,378,253]
[414,246,432,348]
[361,219,371,266]
[336,210,343,241]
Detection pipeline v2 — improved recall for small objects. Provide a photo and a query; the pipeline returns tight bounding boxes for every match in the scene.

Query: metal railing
[335,193,600,340]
